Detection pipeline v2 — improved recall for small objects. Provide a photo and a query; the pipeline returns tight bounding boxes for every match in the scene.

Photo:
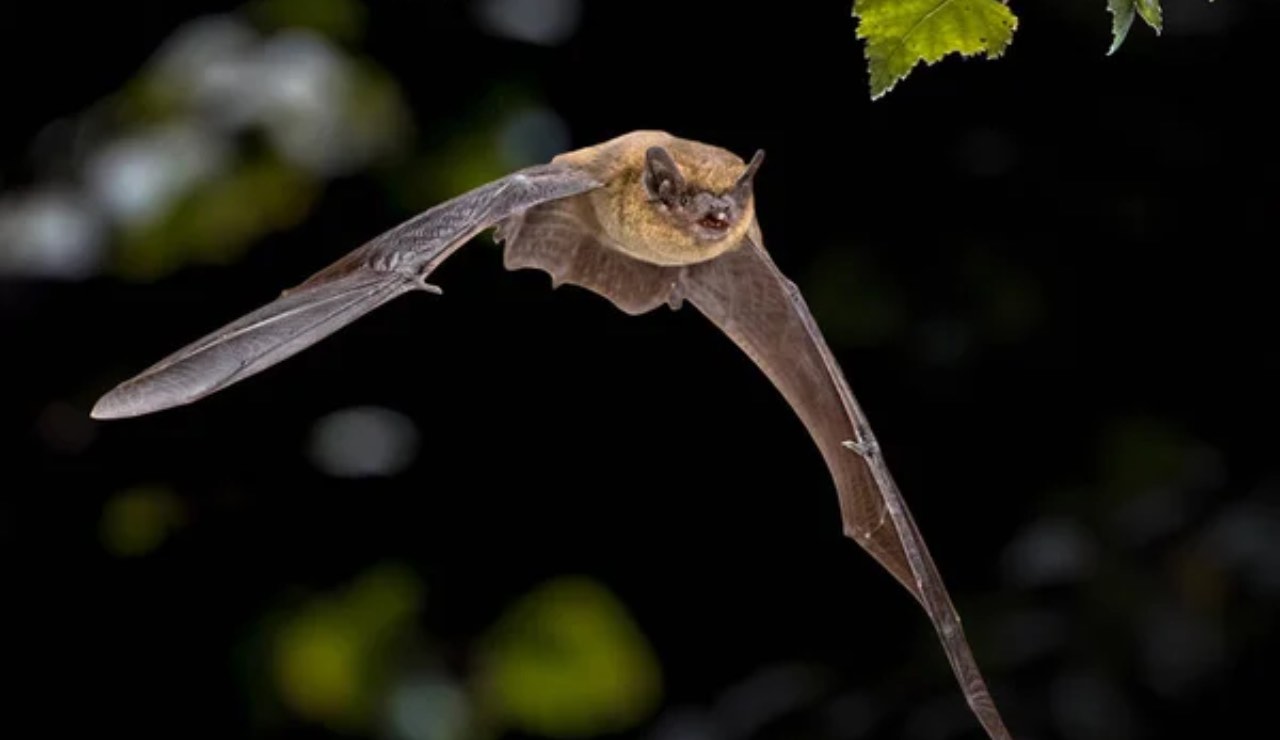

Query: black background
[3,2,1277,739]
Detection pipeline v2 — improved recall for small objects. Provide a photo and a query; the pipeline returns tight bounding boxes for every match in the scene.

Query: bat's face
[627,144,763,265]
[643,146,762,244]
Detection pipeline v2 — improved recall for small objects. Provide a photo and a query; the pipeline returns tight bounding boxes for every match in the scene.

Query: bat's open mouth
[698,213,731,231]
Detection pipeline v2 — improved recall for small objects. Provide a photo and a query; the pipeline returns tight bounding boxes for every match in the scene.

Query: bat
[91,131,1011,739]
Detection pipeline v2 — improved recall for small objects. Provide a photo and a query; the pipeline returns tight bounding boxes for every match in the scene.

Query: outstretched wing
[492,209,1008,737]
[92,164,601,419]
[681,227,1011,740]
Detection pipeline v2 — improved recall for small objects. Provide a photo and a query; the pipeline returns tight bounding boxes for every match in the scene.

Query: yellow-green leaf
[478,577,661,737]
[1107,0,1164,55]
[1134,0,1163,31]
[270,563,424,730]
[853,0,1018,99]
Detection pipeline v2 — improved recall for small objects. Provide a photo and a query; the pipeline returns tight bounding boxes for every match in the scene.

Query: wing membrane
[682,230,1012,740]
[92,272,414,419]
[92,165,601,419]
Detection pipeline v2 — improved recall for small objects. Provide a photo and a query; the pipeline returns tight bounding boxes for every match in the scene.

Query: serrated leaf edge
[852,0,1019,100]
[1107,0,1137,55]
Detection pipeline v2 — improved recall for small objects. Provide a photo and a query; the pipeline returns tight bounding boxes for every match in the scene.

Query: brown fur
[552,131,756,266]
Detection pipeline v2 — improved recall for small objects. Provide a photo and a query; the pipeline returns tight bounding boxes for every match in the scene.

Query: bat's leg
[666,273,687,310]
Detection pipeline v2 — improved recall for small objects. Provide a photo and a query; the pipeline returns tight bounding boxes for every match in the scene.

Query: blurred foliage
[99,485,185,557]
[116,152,316,280]
[395,86,557,210]
[249,0,369,43]
[0,0,582,283]
[478,577,662,738]
[241,565,659,740]
[852,0,1018,99]
[0,1,412,282]
[1108,0,1164,55]
[269,563,425,731]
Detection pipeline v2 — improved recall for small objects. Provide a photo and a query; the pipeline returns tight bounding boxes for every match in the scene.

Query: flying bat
[92,131,1011,739]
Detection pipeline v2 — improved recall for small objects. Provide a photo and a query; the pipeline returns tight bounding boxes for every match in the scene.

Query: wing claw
[416,276,444,295]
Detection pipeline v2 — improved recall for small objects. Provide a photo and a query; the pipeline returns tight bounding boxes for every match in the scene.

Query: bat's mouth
[698,212,731,231]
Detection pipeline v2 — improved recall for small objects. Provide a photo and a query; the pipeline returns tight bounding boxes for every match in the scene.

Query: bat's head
[564,131,764,266]
[643,145,764,246]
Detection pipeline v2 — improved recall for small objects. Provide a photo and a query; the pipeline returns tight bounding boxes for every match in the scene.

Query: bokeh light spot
[499,107,570,169]
[386,674,470,740]
[308,405,421,478]
[99,486,184,558]
[0,189,104,279]
[474,0,582,47]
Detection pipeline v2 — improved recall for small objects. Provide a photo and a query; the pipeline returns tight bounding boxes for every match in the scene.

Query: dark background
[3,2,1276,739]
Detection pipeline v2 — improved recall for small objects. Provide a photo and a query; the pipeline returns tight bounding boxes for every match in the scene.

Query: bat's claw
[415,276,444,295]
[842,423,880,460]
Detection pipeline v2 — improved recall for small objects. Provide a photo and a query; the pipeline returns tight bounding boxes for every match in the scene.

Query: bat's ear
[644,146,685,201]
[733,149,765,205]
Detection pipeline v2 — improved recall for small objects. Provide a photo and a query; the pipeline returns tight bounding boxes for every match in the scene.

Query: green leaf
[853,0,1018,99]
[1108,0,1163,55]
[1135,0,1163,31]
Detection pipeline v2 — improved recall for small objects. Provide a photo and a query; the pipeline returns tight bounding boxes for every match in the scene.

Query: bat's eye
[678,193,690,208]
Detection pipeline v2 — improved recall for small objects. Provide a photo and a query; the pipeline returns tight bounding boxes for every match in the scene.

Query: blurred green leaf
[275,615,362,725]
[99,485,184,557]
[853,0,1018,99]
[344,60,415,163]
[479,576,661,738]
[115,154,316,281]
[270,563,424,730]
[393,89,546,214]
[1108,0,1163,55]
[120,76,186,124]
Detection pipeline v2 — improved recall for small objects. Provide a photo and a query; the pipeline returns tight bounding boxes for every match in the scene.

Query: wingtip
[90,384,165,420]
[90,392,130,420]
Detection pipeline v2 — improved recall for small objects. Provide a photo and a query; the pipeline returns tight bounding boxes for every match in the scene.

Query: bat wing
[681,226,1011,740]
[92,164,601,419]
[492,210,1007,737]
[498,196,684,315]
